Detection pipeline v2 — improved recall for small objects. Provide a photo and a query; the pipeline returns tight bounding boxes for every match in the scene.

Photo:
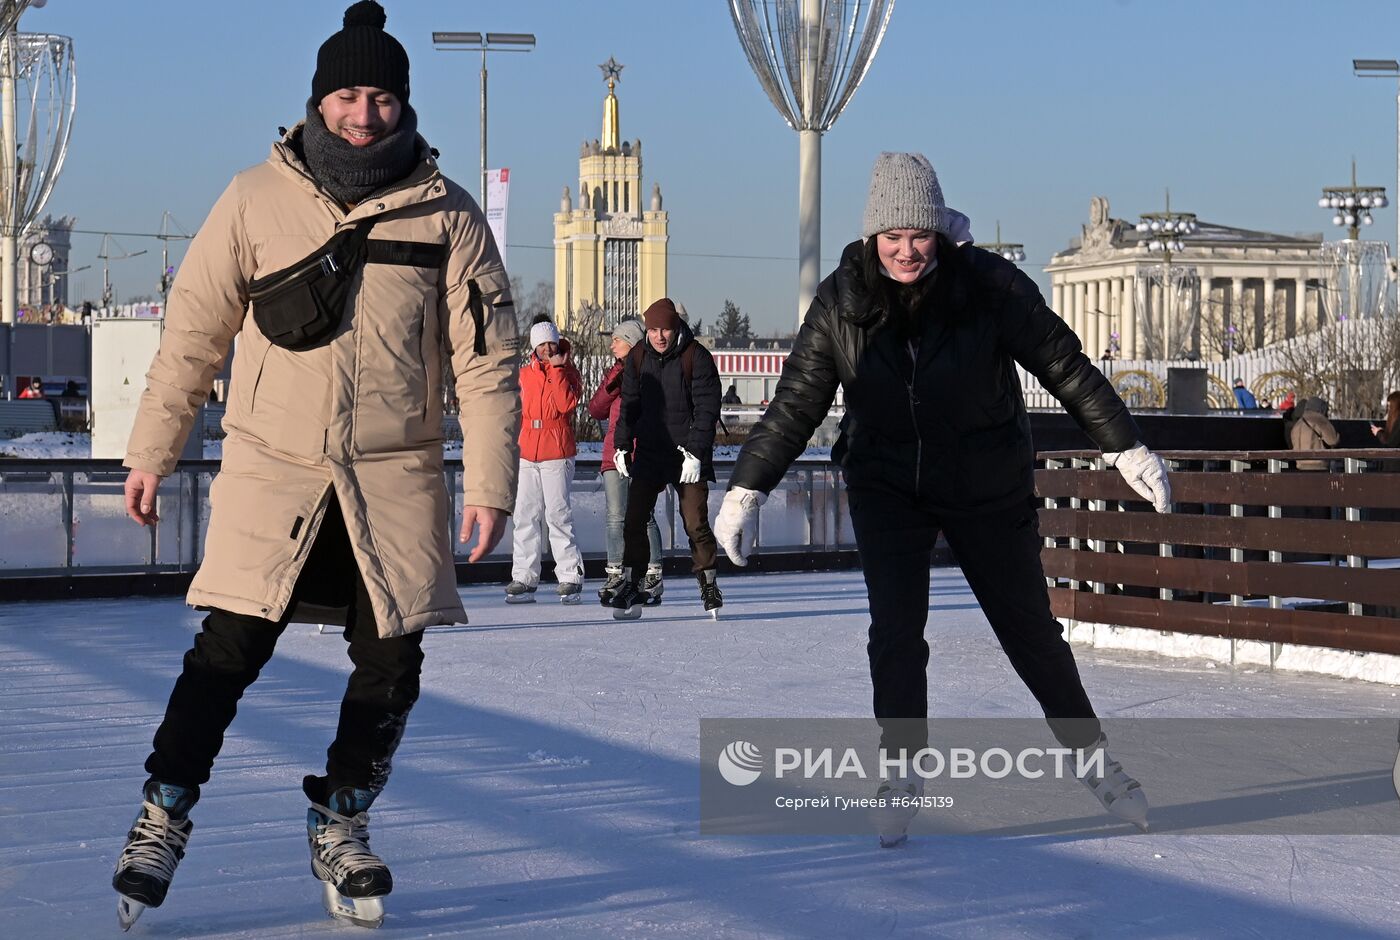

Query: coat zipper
[906,338,921,498]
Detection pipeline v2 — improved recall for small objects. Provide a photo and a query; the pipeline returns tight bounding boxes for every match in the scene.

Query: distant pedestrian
[1232,377,1258,410]
[1371,390,1400,447]
[722,383,742,405]
[1286,396,1339,469]
[19,378,44,399]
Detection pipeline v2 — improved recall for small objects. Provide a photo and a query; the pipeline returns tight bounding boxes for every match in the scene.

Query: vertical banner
[486,167,510,268]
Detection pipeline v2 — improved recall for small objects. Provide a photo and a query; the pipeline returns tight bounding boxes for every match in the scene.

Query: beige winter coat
[124,127,521,636]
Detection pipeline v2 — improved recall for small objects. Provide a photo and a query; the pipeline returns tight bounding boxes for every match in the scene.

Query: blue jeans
[603,468,662,569]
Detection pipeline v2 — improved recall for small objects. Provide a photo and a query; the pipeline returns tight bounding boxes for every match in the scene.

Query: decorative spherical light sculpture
[729,0,895,324]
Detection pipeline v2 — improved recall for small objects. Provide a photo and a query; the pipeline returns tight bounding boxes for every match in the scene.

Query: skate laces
[118,801,192,879]
[310,803,384,881]
[1078,749,1141,805]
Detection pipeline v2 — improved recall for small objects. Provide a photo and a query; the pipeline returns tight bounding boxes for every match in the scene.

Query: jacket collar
[269,121,446,221]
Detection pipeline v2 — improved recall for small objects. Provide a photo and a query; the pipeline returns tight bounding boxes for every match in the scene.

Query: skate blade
[878,833,908,849]
[1392,748,1399,802]
[559,593,582,605]
[709,608,720,620]
[322,882,385,928]
[613,605,643,621]
[643,596,663,607]
[117,895,146,931]
[504,594,537,605]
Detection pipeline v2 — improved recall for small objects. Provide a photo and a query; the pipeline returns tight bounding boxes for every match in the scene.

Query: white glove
[714,486,766,565]
[678,447,702,484]
[614,450,630,479]
[1103,442,1171,513]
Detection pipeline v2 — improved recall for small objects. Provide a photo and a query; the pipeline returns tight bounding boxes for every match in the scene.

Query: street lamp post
[432,31,535,215]
[1353,58,1400,279]
[1135,192,1198,359]
[1317,159,1387,330]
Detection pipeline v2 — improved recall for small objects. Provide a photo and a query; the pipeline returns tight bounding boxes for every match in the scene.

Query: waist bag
[248,218,378,351]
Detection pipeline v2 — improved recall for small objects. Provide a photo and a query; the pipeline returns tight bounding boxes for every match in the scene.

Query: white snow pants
[511,457,584,586]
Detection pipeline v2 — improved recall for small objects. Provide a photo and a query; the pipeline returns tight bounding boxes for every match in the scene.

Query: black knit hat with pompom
[312,1,410,104]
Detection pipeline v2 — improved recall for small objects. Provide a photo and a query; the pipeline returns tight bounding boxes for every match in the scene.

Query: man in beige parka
[111,2,520,929]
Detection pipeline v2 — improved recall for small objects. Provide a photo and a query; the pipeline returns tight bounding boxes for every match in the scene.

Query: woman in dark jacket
[610,298,722,618]
[713,152,1171,844]
[587,316,664,603]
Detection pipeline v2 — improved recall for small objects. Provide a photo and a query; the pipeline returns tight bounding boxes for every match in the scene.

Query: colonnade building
[1045,197,1325,361]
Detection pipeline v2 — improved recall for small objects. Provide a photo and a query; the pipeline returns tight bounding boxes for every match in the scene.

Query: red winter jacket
[518,339,582,462]
[588,359,626,471]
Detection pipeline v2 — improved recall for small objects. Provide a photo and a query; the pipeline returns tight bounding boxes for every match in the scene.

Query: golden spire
[599,56,623,152]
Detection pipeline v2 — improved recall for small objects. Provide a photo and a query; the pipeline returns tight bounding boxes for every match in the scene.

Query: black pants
[145,498,425,795]
[623,476,716,573]
[849,489,1100,756]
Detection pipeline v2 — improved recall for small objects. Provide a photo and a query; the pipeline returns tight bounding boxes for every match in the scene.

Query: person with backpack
[609,298,722,619]
[588,316,664,605]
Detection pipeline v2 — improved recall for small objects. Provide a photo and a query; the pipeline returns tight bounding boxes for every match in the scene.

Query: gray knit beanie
[611,316,644,348]
[861,152,945,237]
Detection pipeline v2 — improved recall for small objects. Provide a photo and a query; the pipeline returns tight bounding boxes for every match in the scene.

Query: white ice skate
[504,581,537,604]
[1076,735,1149,832]
[873,775,923,848]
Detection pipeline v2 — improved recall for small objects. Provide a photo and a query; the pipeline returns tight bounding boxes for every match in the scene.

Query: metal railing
[0,457,853,581]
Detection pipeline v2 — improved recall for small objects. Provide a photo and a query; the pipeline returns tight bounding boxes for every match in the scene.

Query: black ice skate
[504,580,537,604]
[697,569,722,620]
[610,569,646,620]
[305,776,392,928]
[1075,734,1150,832]
[113,779,198,930]
[598,567,625,606]
[642,566,665,606]
[557,580,583,605]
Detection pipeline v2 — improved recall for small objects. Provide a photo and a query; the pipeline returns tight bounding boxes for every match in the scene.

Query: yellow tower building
[554,57,669,330]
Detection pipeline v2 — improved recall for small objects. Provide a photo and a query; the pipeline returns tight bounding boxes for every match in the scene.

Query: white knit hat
[861,151,945,237]
[529,319,560,350]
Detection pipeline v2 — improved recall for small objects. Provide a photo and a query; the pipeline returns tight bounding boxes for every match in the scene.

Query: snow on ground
[5,569,1400,938]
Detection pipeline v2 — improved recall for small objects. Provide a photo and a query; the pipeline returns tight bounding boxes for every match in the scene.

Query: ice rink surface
[4,568,1399,938]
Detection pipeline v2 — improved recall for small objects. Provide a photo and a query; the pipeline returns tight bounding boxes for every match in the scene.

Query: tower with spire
[553,57,669,330]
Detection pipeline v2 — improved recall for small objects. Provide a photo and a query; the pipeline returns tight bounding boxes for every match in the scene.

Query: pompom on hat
[312,1,411,105]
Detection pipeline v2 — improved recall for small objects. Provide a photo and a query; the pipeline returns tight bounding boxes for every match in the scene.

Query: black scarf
[301,98,422,206]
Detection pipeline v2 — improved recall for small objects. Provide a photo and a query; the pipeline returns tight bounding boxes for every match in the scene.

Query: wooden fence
[1035,449,1400,655]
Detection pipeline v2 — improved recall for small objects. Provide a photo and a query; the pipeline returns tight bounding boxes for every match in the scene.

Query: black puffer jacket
[615,319,722,483]
[730,237,1140,514]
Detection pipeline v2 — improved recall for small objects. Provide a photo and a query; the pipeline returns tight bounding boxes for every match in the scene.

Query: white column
[1051,281,1065,323]
[1292,276,1307,339]
[1121,276,1137,359]
[1229,277,1244,353]
[1074,281,1088,341]
[1085,280,1101,356]
[1262,279,1276,347]
[1109,277,1123,357]
[797,129,821,327]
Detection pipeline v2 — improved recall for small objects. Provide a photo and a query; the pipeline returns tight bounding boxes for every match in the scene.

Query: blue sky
[30,0,1400,334]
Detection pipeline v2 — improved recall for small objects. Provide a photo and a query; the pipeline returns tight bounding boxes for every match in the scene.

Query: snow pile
[0,430,91,459]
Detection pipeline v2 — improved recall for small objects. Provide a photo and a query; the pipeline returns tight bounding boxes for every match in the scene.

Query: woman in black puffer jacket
[713,152,1173,842]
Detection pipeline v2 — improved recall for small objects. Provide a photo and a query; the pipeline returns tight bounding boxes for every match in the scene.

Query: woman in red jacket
[588,317,663,604]
[507,318,585,603]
